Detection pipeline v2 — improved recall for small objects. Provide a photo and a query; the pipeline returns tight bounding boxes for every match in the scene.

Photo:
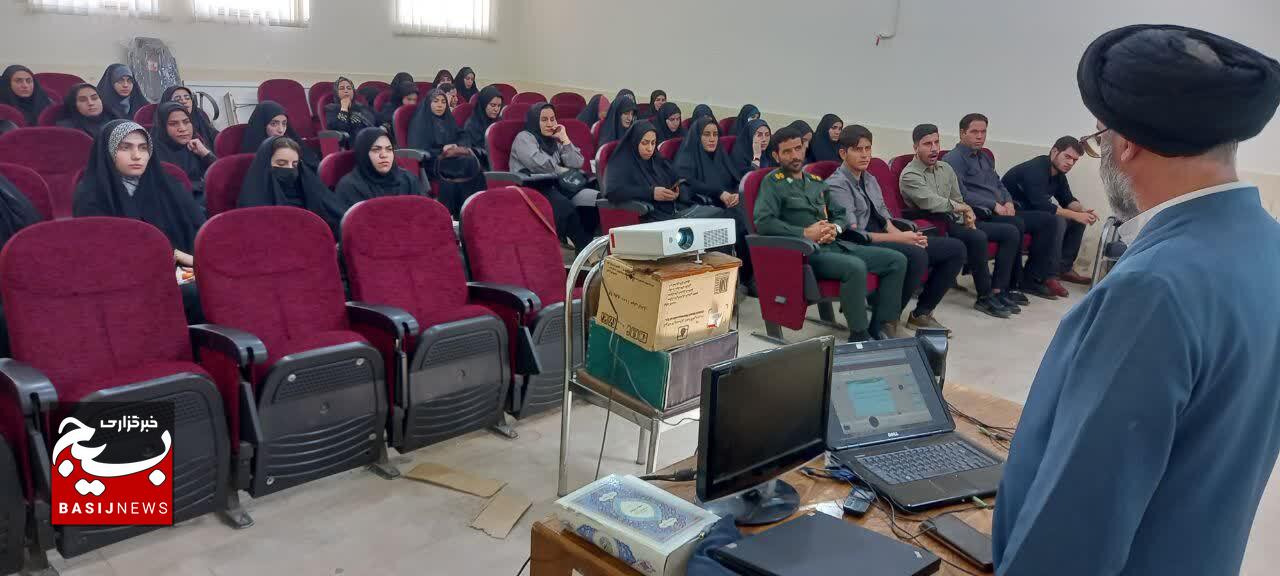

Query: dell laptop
[826,339,1003,512]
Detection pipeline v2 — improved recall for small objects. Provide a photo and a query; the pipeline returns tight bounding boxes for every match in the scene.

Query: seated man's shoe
[1044,278,1070,298]
[907,312,952,337]
[1005,290,1031,306]
[996,293,1023,314]
[1023,282,1060,301]
[975,297,1011,319]
[1060,271,1093,285]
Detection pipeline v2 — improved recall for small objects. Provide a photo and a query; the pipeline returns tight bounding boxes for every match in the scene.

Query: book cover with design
[556,475,719,576]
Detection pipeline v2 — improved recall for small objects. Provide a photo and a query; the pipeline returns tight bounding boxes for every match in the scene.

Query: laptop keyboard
[856,441,996,485]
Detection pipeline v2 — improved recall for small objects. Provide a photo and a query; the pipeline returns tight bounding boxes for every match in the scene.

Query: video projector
[607,218,736,260]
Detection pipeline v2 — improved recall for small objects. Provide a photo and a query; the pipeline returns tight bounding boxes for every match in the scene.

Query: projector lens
[677,227,695,250]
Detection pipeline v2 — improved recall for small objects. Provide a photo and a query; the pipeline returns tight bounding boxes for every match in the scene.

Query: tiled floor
[42,277,1278,575]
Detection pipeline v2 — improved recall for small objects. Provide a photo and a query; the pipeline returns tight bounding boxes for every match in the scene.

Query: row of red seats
[0,190,580,568]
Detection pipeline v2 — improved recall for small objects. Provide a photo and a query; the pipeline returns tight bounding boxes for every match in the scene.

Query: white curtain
[395,0,492,39]
[27,0,159,16]
[191,0,309,26]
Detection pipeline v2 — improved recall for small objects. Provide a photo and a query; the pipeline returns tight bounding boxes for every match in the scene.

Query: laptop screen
[826,340,952,449]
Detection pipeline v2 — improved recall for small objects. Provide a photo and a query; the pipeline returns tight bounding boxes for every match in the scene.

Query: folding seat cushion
[133,103,157,128]
[485,120,527,173]
[203,153,255,216]
[0,105,24,128]
[161,161,193,192]
[740,168,879,341]
[308,80,334,123]
[501,103,532,122]
[342,196,508,449]
[804,160,839,180]
[492,84,518,103]
[318,150,356,189]
[213,123,248,157]
[35,105,63,127]
[195,206,389,495]
[394,105,415,150]
[0,217,227,557]
[592,140,642,232]
[257,79,314,138]
[0,163,53,220]
[460,187,581,418]
[657,138,682,161]
[0,127,92,218]
[512,92,546,105]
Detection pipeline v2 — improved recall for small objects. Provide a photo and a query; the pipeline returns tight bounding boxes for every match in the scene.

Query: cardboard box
[595,252,740,352]
[586,320,738,411]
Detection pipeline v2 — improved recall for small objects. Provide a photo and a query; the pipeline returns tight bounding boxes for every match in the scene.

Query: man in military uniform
[753,125,909,342]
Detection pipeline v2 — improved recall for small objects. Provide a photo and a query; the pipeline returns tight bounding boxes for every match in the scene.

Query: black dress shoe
[1022,283,1059,301]
[996,294,1022,314]
[1005,290,1031,305]
[974,297,1011,319]
[849,330,873,343]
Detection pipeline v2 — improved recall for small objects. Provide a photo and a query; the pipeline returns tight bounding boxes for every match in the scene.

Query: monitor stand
[701,479,800,526]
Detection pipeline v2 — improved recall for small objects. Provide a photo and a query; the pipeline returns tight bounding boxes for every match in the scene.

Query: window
[27,0,158,16]
[394,0,492,39]
[191,0,309,27]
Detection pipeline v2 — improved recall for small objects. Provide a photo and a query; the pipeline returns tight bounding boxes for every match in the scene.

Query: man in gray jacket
[826,125,965,333]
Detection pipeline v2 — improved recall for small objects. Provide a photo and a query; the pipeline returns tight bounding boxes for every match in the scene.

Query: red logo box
[51,402,174,526]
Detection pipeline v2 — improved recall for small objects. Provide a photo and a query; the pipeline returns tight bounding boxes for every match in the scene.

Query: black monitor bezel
[696,337,834,504]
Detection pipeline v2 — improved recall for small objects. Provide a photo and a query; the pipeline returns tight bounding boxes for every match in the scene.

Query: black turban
[1078,24,1280,157]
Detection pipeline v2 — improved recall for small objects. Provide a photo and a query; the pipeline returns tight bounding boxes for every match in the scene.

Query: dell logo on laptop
[887,432,899,438]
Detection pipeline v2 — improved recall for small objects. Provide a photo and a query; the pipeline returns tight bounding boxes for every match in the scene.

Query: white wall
[0,0,521,86]
[516,0,1280,175]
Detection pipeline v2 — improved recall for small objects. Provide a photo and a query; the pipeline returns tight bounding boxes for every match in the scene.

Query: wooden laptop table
[531,384,1022,575]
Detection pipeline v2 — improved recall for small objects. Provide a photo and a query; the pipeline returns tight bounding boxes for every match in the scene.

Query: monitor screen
[697,338,832,503]
[827,342,950,448]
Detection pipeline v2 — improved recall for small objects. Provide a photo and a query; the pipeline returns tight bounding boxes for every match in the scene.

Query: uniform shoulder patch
[773,171,785,180]
[808,173,822,182]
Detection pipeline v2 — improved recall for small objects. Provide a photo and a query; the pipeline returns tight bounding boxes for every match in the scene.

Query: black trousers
[983,211,1060,286]
[950,220,1019,296]
[880,236,966,315]
[535,187,596,254]
[1058,215,1086,274]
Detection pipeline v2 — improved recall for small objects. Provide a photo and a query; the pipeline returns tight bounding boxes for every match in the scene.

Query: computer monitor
[696,337,833,525]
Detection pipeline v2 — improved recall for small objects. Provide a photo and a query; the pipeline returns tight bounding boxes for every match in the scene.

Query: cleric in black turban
[1077,24,1280,156]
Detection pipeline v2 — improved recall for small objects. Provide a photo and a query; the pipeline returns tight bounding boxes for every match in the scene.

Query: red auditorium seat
[492,84,518,103]
[394,104,415,149]
[657,138,682,161]
[415,81,434,97]
[35,105,63,127]
[483,119,559,189]
[453,102,474,127]
[358,80,390,97]
[31,72,83,100]
[0,105,25,128]
[257,79,315,138]
[560,118,595,176]
[720,135,737,155]
[0,217,231,559]
[213,123,248,157]
[460,187,582,418]
[681,118,692,132]
[636,103,652,118]
[501,103,532,122]
[372,89,393,113]
[160,161,192,192]
[203,153,255,216]
[593,140,644,232]
[133,103,157,128]
[512,92,547,106]
[194,206,395,497]
[318,150,356,189]
[719,117,738,137]
[341,196,511,448]
[740,167,881,342]
[804,160,839,180]
[308,80,334,126]
[0,163,53,220]
[0,127,92,218]
[590,120,602,148]
[550,92,586,119]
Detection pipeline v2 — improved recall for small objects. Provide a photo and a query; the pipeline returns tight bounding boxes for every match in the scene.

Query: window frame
[190,0,311,28]
[391,0,495,40]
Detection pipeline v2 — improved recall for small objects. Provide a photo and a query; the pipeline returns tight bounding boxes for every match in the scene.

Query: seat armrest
[0,359,57,416]
[745,234,820,256]
[317,130,348,142]
[595,199,653,216]
[190,324,267,368]
[516,172,560,185]
[395,148,431,162]
[468,282,541,316]
[891,217,931,233]
[346,302,420,340]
